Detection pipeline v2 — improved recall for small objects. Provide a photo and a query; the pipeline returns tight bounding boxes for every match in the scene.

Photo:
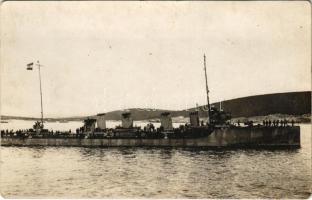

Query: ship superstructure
[1,55,301,148]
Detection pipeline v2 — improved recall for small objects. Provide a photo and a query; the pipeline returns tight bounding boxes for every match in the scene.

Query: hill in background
[1,91,310,122]
[187,91,311,117]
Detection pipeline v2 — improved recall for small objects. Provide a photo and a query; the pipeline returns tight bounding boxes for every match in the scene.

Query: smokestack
[189,111,200,127]
[83,118,96,132]
[121,112,133,128]
[96,113,106,129]
[160,112,173,130]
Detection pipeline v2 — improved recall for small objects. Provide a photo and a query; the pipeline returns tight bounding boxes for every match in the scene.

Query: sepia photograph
[0,1,311,198]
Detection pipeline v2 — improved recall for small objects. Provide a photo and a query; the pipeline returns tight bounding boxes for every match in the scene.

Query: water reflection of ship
[0,121,9,123]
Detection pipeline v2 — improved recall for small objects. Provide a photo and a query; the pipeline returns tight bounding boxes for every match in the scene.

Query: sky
[1,1,311,118]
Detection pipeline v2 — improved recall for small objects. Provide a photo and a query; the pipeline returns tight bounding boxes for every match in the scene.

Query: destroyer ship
[1,55,300,148]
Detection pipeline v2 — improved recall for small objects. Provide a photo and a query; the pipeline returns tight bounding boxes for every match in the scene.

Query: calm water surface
[1,124,311,198]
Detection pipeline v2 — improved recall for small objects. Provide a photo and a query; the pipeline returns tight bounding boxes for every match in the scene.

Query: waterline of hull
[1,126,300,148]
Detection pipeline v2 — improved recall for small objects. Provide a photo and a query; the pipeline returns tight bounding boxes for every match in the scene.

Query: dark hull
[1,126,300,148]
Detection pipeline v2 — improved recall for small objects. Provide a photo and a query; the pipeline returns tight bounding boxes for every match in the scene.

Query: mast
[36,61,44,127]
[203,54,211,124]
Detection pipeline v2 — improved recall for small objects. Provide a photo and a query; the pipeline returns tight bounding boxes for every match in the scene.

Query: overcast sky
[1,1,310,117]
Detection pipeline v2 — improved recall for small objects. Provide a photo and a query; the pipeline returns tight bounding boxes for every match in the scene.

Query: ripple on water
[1,125,311,198]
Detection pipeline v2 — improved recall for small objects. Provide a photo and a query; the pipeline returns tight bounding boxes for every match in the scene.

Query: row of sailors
[263,119,295,127]
[236,119,296,127]
[1,129,73,137]
[1,129,33,136]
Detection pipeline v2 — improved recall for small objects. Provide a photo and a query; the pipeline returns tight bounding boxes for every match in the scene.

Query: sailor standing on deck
[281,119,284,127]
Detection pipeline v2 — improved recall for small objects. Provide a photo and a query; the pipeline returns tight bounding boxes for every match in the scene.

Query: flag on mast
[27,62,33,70]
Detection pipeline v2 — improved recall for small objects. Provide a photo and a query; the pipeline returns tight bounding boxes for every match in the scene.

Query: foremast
[37,61,44,127]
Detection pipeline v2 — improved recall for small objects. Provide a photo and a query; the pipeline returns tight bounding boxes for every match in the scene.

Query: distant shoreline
[1,113,310,124]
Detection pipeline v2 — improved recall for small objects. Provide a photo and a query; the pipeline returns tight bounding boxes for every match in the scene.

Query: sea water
[0,122,311,198]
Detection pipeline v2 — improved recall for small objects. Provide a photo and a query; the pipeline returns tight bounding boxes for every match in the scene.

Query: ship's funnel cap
[161,112,171,116]
[84,118,96,124]
[122,112,131,118]
[190,111,199,115]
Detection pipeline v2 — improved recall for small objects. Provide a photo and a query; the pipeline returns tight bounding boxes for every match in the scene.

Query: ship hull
[1,126,300,148]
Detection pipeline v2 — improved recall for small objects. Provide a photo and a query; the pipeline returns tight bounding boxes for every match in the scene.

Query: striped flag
[27,62,33,70]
